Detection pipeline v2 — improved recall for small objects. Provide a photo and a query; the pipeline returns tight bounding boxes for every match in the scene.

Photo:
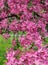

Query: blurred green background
[0,35,12,65]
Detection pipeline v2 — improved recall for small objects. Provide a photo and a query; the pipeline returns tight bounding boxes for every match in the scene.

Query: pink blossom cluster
[6,47,48,65]
[0,0,48,65]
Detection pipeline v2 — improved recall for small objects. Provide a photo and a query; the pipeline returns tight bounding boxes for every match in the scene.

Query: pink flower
[12,38,16,46]
[2,33,10,39]
[0,0,4,9]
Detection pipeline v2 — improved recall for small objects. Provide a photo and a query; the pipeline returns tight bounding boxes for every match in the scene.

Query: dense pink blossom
[0,0,48,65]
[6,47,48,65]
